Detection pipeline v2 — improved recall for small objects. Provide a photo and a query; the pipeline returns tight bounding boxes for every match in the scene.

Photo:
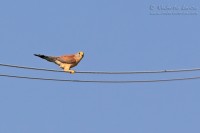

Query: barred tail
[34,54,56,62]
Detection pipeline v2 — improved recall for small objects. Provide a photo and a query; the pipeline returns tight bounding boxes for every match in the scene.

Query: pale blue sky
[0,0,200,133]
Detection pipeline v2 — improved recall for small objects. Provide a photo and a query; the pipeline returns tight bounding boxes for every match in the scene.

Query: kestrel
[34,51,84,74]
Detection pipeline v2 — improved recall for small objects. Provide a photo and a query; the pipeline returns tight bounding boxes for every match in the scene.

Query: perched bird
[34,51,84,74]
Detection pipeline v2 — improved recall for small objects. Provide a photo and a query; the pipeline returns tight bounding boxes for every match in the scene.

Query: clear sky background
[0,0,200,133]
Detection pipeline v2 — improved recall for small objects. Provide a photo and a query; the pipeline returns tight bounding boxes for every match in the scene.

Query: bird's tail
[34,54,56,62]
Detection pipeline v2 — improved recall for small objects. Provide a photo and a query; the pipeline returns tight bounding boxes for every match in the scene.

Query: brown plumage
[34,51,84,74]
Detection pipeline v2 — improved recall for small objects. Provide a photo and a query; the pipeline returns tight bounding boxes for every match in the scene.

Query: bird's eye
[78,52,84,56]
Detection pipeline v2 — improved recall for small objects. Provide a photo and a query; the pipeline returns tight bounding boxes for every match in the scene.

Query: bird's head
[78,51,84,58]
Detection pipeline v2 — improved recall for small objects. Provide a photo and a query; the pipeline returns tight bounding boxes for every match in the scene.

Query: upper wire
[1,63,200,74]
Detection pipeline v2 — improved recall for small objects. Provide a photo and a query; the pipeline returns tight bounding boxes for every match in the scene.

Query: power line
[0,63,63,72]
[1,63,200,74]
[0,73,200,83]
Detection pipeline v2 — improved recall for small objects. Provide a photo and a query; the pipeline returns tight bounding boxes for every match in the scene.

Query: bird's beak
[79,51,84,57]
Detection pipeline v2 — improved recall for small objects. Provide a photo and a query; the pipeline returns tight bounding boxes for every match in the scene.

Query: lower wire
[0,73,200,83]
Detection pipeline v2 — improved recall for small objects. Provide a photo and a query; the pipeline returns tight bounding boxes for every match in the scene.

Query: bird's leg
[55,61,75,74]
[55,61,65,69]
[55,60,62,67]
[63,64,75,74]
[60,64,65,69]
[64,68,75,74]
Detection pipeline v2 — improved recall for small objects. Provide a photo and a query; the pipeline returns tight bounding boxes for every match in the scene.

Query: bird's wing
[56,55,76,64]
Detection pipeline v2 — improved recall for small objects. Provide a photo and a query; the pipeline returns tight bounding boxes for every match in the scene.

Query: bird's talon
[69,70,75,74]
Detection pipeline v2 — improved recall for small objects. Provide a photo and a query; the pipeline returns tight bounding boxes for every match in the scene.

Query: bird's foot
[69,70,75,74]
[63,68,75,74]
